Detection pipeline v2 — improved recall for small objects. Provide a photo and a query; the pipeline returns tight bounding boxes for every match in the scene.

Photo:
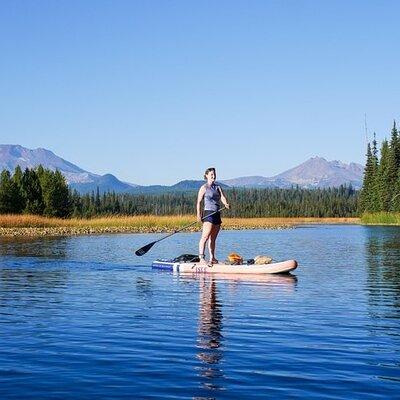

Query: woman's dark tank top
[204,183,221,211]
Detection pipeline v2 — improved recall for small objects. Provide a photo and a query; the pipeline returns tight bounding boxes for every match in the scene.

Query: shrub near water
[361,212,400,225]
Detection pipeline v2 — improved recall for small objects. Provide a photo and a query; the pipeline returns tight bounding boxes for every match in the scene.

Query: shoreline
[0,215,360,237]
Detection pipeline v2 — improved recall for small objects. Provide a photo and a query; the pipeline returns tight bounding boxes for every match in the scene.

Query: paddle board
[152,259,297,274]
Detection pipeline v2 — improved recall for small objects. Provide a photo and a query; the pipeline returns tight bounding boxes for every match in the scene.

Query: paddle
[134,207,226,256]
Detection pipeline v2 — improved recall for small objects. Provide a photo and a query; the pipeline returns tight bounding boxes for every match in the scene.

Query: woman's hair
[204,167,216,180]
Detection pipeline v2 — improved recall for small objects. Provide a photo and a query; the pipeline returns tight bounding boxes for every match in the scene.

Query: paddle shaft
[152,207,225,245]
[135,206,227,255]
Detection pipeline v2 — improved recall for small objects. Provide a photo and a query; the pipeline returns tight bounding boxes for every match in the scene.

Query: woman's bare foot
[210,258,219,265]
[199,256,208,266]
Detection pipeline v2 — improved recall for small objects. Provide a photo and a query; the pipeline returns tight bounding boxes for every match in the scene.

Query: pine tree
[370,135,380,210]
[390,120,400,168]
[51,170,71,217]
[37,166,53,215]
[12,166,25,212]
[95,186,101,212]
[0,170,20,213]
[376,140,392,211]
[383,123,400,210]
[388,121,400,208]
[392,170,400,212]
[70,189,82,217]
[360,142,378,212]
[36,167,71,217]
[22,168,44,214]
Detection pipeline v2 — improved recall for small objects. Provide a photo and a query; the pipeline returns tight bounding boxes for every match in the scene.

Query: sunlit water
[1,225,399,399]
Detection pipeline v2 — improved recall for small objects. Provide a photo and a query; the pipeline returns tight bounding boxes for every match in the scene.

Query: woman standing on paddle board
[197,167,230,265]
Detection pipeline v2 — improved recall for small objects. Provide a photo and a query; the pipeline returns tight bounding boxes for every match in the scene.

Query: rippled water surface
[1,225,400,399]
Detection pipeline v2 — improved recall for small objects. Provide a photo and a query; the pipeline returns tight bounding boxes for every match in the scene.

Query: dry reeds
[223,216,359,229]
[0,214,360,237]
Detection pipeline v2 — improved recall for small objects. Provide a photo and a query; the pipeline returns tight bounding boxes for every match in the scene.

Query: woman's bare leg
[208,224,221,263]
[199,222,213,264]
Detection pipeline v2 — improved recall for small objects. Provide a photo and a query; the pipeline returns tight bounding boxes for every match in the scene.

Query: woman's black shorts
[202,210,222,225]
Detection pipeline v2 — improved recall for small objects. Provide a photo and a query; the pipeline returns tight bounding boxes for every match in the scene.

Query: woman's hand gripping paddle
[134,207,226,256]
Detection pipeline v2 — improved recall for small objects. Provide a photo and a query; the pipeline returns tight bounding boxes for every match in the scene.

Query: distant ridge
[69,174,136,194]
[128,180,229,194]
[0,145,363,193]
[221,157,363,189]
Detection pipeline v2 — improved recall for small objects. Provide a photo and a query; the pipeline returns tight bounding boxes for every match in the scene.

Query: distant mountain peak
[311,155,326,160]
[221,157,363,189]
[0,144,137,193]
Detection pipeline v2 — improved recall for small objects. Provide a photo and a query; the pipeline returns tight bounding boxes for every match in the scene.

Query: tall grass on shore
[0,214,194,229]
[0,214,360,230]
[361,212,400,225]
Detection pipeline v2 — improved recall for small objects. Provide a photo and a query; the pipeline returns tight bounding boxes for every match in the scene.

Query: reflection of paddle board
[152,259,297,274]
[178,272,297,286]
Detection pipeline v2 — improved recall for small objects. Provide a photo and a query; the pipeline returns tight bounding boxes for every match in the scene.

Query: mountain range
[0,145,364,193]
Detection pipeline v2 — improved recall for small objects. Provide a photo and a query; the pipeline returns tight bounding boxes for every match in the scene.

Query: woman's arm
[196,185,206,221]
[218,187,230,209]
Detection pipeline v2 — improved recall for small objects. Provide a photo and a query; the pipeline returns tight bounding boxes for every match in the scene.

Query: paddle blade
[135,241,156,256]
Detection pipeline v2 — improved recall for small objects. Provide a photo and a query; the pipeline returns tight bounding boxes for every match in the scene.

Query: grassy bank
[361,212,400,225]
[0,214,360,237]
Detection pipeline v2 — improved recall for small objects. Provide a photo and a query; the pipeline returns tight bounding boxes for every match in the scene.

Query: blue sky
[1,0,399,185]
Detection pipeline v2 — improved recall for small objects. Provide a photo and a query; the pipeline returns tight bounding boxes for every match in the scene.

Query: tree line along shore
[0,165,358,218]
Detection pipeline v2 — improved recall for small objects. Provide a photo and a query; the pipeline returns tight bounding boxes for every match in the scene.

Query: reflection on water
[366,228,400,312]
[0,268,68,312]
[192,273,298,395]
[0,236,69,259]
[135,277,154,304]
[364,228,400,385]
[0,238,71,312]
[197,277,224,391]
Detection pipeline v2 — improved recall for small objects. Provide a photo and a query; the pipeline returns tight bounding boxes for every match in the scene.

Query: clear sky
[1,0,399,185]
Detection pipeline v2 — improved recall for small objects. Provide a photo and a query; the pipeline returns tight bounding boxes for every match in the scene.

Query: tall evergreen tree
[388,121,400,209]
[21,168,44,214]
[36,165,52,214]
[371,134,380,210]
[359,142,378,212]
[0,170,20,213]
[392,170,400,212]
[384,122,400,210]
[377,140,392,211]
[95,186,101,212]
[70,189,83,217]
[12,165,25,212]
[36,167,71,217]
[50,170,71,217]
[390,120,400,168]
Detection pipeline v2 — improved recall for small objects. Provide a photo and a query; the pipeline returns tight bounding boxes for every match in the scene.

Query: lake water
[0,225,400,399]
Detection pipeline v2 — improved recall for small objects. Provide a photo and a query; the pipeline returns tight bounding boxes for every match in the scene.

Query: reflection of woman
[197,168,230,265]
[197,277,224,386]
[194,274,297,393]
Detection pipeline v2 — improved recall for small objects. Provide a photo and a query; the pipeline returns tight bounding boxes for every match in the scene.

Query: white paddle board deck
[152,259,297,274]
